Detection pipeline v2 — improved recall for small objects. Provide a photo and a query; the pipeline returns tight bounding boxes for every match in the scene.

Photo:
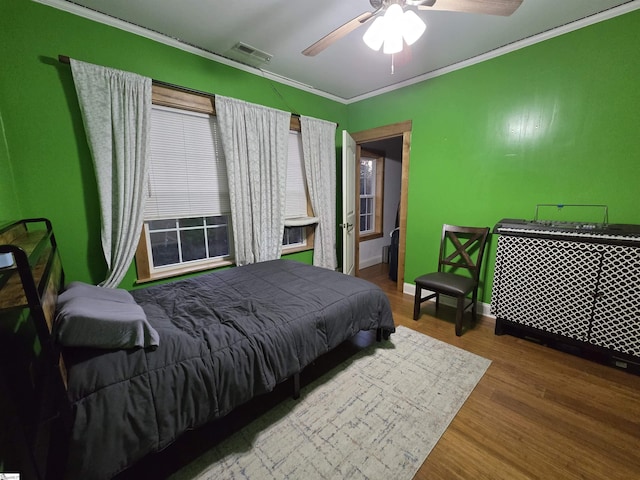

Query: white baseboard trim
[403,282,494,318]
[359,257,383,270]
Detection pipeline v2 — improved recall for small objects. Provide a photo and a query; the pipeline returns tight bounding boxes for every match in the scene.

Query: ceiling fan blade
[302,11,375,56]
[418,0,523,16]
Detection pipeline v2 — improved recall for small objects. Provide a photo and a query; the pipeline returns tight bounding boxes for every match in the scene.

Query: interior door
[342,130,356,276]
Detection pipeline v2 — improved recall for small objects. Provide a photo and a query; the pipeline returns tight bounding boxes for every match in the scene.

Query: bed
[57,259,395,479]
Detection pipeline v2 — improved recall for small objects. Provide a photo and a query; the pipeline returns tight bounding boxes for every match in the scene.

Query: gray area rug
[170,326,491,480]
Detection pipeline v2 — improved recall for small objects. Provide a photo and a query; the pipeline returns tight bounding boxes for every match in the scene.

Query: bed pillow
[55,296,160,349]
[57,281,136,307]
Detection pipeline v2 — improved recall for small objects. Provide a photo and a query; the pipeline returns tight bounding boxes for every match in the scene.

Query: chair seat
[415,272,477,297]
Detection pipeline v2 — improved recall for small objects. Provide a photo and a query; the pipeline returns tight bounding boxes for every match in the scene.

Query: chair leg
[434,292,440,312]
[413,286,422,320]
[471,288,478,322]
[455,295,465,336]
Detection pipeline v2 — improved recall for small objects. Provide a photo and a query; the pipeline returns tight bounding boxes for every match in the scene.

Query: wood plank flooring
[118,263,640,480]
[360,263,640,480]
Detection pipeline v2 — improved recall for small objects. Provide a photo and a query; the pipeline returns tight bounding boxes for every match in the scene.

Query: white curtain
[300,116,337,270]
[215,96,291,265]
[70,59,151,287]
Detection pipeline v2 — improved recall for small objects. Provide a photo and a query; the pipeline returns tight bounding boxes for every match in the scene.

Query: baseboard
[359,257,383,269]
[403,282,494,318]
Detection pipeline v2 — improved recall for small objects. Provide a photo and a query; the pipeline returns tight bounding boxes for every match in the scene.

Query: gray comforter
[63,260,395,479]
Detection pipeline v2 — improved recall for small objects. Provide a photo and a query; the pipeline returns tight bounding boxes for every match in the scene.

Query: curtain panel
[70,59,152,287]
[215,96,291,265]
[300,116,337,270]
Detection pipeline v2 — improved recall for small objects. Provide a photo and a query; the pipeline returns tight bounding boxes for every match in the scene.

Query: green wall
[0,110,20,223]
[348,10,640,301]
[0,0,346,287]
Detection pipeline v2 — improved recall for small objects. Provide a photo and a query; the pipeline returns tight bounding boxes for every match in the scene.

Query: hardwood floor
[359,263,640,480]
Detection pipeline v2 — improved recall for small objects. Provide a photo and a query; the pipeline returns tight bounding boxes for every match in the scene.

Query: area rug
[170,326,491,480]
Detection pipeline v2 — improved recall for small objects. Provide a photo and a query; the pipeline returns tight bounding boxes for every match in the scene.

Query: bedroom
[1,0,639,478]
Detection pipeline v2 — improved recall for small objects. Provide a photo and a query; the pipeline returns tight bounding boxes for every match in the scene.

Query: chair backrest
[437,224,490,281]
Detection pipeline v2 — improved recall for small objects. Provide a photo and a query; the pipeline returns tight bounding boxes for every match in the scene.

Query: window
[147,216,231,267]
[283,226,306,247]
[136,105,233,281]
[360,158,376,233]
[282,131,316,253]
[359,150,384,240]
[135,87,314,282]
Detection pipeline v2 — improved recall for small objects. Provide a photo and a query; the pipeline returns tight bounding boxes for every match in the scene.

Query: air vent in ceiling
[227,42,273,67]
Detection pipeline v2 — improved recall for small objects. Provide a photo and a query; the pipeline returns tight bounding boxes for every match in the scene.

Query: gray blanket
[63,260,395,479]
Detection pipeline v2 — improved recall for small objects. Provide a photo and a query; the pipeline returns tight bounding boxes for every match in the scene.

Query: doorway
[351,121,411,292]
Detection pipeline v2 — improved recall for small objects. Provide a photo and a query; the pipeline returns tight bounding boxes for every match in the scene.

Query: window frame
[282,225,306,249]
[282,226,315,254]
[136,220,234,282]
[358,149,385,241]
[135,85,314,283]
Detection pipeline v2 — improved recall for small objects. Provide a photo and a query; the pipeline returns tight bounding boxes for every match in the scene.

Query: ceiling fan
[302,0,524,57]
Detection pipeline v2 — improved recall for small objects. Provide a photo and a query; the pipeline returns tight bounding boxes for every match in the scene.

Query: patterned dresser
[491,218,640,373]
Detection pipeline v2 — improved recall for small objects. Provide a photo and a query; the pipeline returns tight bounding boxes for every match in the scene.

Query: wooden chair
[413,224,490,336]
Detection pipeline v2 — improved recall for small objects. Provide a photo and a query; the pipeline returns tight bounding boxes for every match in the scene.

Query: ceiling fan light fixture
[384,3,404,35]
[402,10,426,46]
[362,16,386,51]
[383,31,404,54]
[363,3,426,54]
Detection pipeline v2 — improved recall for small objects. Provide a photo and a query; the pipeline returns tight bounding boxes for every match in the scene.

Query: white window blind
[285,131,317,226]
[146,105,230,220]
[286,131,307,218]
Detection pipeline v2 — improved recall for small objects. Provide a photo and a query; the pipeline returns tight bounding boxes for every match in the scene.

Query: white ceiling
[50,0,639,103]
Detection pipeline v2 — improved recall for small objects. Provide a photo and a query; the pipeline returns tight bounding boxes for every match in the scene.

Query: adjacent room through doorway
[350,120,412,292]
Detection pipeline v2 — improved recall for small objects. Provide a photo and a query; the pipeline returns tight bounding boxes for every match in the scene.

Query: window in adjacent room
[359,150,384,240]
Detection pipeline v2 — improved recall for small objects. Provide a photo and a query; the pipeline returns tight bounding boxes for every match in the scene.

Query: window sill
[136,258,234,284]
[281,244,313,255]
[284,216,319,227]
[360,232,383,242]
